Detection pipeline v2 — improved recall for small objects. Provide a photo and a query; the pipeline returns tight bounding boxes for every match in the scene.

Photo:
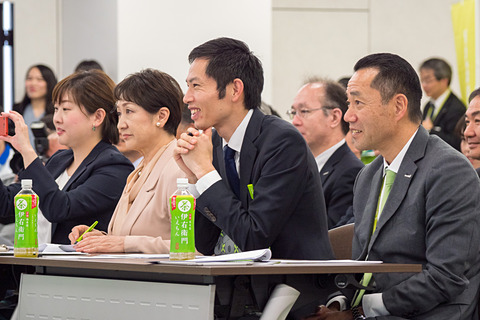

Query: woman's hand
[0,111,38,167]
[68,225,104,244]
[74,235,126,253]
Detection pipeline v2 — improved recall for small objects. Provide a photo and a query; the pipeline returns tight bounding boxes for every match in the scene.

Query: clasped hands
[174,127,215,184]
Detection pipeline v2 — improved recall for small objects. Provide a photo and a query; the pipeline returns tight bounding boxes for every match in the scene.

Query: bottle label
[170,195,195,254]
[14,194,38,249]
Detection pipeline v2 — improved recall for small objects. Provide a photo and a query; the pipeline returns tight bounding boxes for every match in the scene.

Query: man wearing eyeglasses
[289,79,363,229]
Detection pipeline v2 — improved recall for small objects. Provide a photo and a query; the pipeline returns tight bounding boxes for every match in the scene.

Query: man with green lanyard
[419,58,465,151]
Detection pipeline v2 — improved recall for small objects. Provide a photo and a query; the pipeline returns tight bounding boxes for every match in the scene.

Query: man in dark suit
[290,78,363,229]
[420,58,466,151]
[174,37,334,260]
[312,53,480,319]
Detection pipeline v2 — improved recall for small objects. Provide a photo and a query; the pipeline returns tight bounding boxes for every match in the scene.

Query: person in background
[0,140,15,246]
[289,78,363,229]
[69,69,186,254]
[455,116,480,169]
[259,101,281,117]
[10,65,57,173]
[0,141,14,185]
[0,70,133,244]
[176,104,195,139]
[175,37,333,260]
[463,87,480,176]
[420,58,465,151]
[115,136,143,168]
[74,59,103,72]
[39,114,68,159]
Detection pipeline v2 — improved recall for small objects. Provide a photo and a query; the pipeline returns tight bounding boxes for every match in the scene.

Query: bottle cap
[177,178,188,188]
[21,179,33,189]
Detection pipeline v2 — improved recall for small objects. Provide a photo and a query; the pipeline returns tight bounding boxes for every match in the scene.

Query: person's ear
[330,108,343,128]
[392,94,408,121]
[93,108,106,128]
[155,107,170,128]
[231,78,244,103]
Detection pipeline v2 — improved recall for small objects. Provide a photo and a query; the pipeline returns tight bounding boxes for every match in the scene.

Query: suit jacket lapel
[63,141,106,190]
[213,132,226,178]
[320,143,347,184]
[239,109,262,203]
[123,177,156,234]
[367,127,427,253]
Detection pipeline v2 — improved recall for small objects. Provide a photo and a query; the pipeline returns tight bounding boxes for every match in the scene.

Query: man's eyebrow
[467,110,480,118]
[348,90,360,97]
[186,76,199,83]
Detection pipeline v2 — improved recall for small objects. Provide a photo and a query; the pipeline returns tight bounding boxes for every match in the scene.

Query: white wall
[11,0,58,104]
[116,0,272,102]
[272,0,463,118]
[61,0,118,80]
[9,0,466,115]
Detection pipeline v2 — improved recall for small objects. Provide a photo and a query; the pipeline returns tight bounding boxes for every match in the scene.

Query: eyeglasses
[286,107,335,120]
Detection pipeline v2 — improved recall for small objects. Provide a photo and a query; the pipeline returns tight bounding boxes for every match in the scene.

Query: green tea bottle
[169,178,195,260]
[14,179,38,258]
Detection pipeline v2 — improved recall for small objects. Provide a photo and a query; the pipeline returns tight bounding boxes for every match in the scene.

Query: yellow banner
[452,0,476,103]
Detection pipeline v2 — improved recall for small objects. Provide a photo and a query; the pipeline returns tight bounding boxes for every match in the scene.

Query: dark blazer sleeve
[322,147,363,229]
[21,153,132,224]
[0,144,134,243]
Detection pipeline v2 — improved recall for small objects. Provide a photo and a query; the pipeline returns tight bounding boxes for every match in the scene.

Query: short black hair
[354,53,423,123]
[75,60,103,72]
[188,37,264,109]
[469,87,480,103]
[114,69,184,136]
[420,58,452,85]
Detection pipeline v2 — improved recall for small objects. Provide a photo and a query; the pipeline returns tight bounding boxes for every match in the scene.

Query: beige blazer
[108,142,186,253]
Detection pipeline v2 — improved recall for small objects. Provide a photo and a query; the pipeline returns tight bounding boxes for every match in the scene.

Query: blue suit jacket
[194,109,334,260]
[320,142,363,229]
[352,127,480,319]
[0,141,133,244]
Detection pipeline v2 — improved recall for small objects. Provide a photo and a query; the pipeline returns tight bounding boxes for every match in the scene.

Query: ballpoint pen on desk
[75,221,98,243]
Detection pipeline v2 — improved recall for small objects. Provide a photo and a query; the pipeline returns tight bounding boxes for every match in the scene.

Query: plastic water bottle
[169,178,195,260]
[14,179,38,258]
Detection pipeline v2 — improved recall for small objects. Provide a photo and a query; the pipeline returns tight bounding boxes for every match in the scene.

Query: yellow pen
[76,221,98,243]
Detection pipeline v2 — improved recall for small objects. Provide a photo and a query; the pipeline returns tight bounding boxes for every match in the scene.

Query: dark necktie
[214,145,242,255]
[427,101,436,120]
[224,145,240,198]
